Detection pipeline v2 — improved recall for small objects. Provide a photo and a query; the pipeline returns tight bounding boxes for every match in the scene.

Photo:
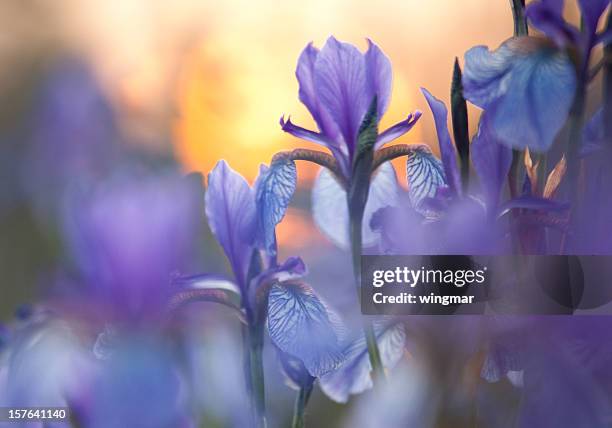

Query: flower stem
[291,381,314,428]
[349,207,385,381]
[244,323,267,428]
[561,78,586,253]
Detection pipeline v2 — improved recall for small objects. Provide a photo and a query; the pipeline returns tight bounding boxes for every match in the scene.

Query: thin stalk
[244,323,267,428]
[349,207,385,381]
[561,78,587,253]
[291,381,313,428]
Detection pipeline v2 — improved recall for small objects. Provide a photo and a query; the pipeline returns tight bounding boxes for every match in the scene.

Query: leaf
[451,58,470,184]
[255,159,297,256]
[312,162,399,249]
[543,155,566,199]
[405,145,446,212]
[267,281,345,377]
[319,322,406,403]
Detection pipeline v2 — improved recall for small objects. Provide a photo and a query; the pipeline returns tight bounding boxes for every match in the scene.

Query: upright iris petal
[282,37,420,177]
[463,37,577,151]
[205,160,257,289]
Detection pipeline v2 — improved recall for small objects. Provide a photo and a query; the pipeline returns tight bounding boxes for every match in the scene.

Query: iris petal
[464,37,577,151]
[374,111,422,150]
[311,162,399,249]
[205,160,256,289]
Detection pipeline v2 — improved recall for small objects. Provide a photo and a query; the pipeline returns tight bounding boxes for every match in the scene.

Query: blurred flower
[63,170,199,326]
[24,60,120,220]
[280,37,420,178]
[481,317,612,426]
[83,337,193,428]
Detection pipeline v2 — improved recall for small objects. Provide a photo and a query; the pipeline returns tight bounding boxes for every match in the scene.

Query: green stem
[349,207,385,381]
[291,381,313,428]
[245,323,267,428]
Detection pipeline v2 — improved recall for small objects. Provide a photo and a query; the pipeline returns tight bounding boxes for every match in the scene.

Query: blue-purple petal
[319,323,406,403]
[255,159,297,256]
[463,37,577,151]
[581,109,605,157]
[314,37,369,156]
[526,1,581,47]
[267,281,345,377]
[421,88,461,196]
[470,117,513,214]
[374,111,422,150]
[365,39,392,118]
[405,145,446,213]
[577,0,611,36]
[311,162,399,249]
[205,160,256,289]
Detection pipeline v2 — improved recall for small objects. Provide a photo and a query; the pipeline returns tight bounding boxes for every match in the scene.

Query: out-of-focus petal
[421,88,461,196]
[311,162,399,249]
[365,39,392,118]
[255,160,297,256]
[581,109,605,157]
[405,145,446,213]
[374,111,422,150]
[64,172,199,321]
[205,160,256,289]
[577,0,611,37]
[314,37,369,156]
[471,117,513,213]
[319,322,406,403]
[267,281,345,377]
[526,1,581,47]
[464,38,577,151]
[498,196,570,217]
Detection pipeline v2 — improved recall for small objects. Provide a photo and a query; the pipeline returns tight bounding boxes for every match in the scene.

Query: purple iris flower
[176,160,345,382]
[63,170,199,326]
[281,37,421,179]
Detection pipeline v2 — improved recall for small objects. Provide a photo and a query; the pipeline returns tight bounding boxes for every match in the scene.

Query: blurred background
[0,1,591,425]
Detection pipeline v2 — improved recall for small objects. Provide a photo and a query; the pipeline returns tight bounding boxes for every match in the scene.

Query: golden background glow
[172,0,514,182]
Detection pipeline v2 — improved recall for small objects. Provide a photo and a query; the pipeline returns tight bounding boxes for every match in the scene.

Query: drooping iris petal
[526,1,581,47]
[471,117,513,213]
[364,39,392,118]
[255,159,297,256]
[314,37,369,156]
[267,281,345,377]
[169,274,242,313]
[319,322,406,403]
[311,162,399,249]
[463,37,577,151]
[205,160,256,289]
[421,88,461,195]
[405,145,446,212]
[251,256,307,305]
[374,111,422,150]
